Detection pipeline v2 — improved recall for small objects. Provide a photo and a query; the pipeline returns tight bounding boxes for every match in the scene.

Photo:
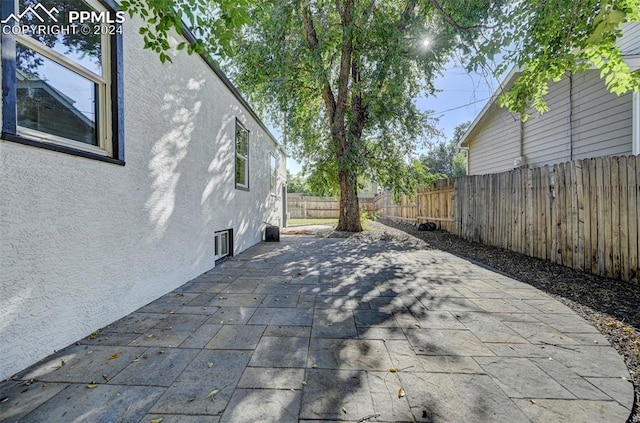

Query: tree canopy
[124,0,640,231]
[420,121,469,178]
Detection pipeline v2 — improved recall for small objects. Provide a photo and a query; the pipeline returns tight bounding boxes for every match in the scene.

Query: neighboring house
[0,1,286,380]
[459,22,640,175]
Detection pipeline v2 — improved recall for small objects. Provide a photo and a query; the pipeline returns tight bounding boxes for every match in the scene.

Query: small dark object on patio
[418,222,437,231]
[265,226,280,242]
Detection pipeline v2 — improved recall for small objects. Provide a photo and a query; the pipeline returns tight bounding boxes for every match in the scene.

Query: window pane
[236,156,246,186]
[270,154,276,192]
[18,0,103,75]
[236,126,248,157]
[16,44,98,145]
[220,232,229,256]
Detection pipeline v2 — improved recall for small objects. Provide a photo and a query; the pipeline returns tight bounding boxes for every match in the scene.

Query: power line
[433,97,490,114]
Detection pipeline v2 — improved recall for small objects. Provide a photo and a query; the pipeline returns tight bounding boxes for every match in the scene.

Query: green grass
[287,218,338,227]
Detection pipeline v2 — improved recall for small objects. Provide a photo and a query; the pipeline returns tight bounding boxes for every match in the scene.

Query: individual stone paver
[512,398,630,422]
[237,368,305,389]
[1,235,633,422]
[474,357,575,399]
[220,388,301,422]
[398,372,531,423]
[308,338,392,370]
[300,369,375,421]
[250,336,308,367]
[16,384,164,422]
[0,381,68,422]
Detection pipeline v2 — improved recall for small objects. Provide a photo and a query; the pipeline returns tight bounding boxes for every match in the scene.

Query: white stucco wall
[0,20,285,380]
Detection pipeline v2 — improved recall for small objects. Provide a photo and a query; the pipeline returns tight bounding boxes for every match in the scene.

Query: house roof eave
[457,67,521,149]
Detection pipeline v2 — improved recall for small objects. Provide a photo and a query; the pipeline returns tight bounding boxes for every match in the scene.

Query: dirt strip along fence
[454,155,639,282]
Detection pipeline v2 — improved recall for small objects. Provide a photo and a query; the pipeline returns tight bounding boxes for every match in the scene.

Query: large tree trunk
[335,168,362,232]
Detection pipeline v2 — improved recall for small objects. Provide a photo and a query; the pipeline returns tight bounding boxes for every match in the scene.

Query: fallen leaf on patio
[218,296,225,300]
[302,381,307,385]
[529,399,536,404]
[414,323,421,328]
[18,380,37,386]
[341,407,347,414]
[0,397,8,404]
[108,353,122,360]
[187,397,195,402]
[102,374,110,382]
[176,293,184,297]
[60,359,66,366]
[157,350,164,355]
[86,351,93,355]
[146,334,155,338]
[149,418,163,423]
[207,389,219,398]
[42,383,49,389]
[87,384,98,389]
[208,362,214,368]
[388,367,399,373]
[311,364,318,369]
[219,320,224,324]
[398,388,405,398]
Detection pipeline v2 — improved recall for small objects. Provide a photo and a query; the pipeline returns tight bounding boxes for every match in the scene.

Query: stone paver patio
[0,235,634,422]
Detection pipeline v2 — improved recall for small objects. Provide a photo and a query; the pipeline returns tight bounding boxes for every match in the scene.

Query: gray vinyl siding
[572,71,633,159]
[520,70,632,168]
[619,22,640,55]
[467,105,521,175]
[523,77,571,166]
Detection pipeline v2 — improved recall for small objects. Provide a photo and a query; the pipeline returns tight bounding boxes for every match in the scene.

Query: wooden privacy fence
[455,155,639,282]
[287,194,375,218]
[375,179,455,232]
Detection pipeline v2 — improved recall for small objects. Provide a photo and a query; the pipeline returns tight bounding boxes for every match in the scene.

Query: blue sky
[282,60,500,175]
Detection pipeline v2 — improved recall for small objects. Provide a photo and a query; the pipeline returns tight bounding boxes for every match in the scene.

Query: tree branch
[349,58,368,141]
[374,0,417,91]
[335,0,355,154]
[300,0,337,130]
[430,0,488,32]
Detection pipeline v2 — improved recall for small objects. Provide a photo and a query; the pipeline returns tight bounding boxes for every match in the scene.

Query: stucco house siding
[0,18,285,380]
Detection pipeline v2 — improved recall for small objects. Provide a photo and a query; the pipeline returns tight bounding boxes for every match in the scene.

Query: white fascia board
[457,66,521,149]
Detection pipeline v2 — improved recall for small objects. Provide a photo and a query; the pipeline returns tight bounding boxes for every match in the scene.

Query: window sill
[235,184,250,191]
[2,133,125,166]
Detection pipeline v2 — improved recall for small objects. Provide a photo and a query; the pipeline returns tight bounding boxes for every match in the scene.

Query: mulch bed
[372,219,639,422]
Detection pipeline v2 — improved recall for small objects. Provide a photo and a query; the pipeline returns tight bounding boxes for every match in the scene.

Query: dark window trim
[1,0,125,165]
[235,118,250,190]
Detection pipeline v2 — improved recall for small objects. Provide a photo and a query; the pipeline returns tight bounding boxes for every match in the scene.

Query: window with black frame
[1,0,124,163]
[235,119,249,189]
